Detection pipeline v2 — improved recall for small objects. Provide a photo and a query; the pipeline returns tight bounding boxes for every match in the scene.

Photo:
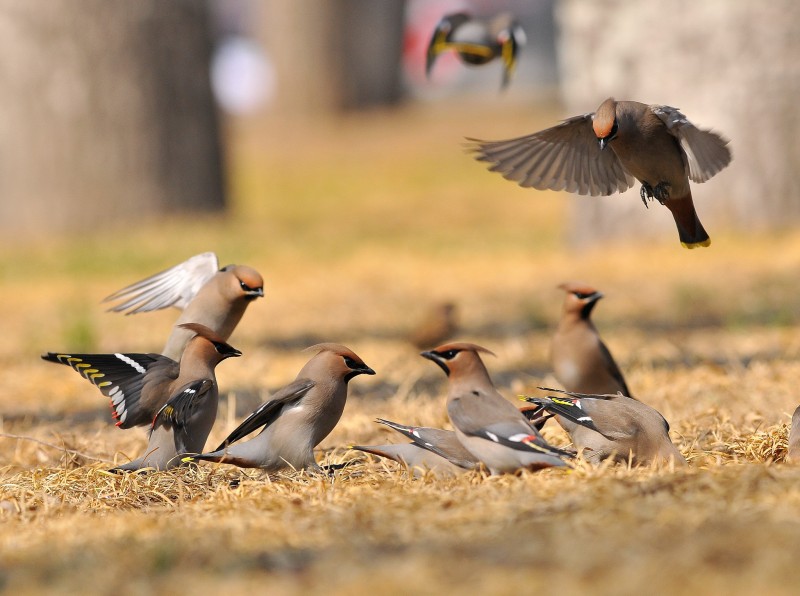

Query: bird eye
[239,280,252,291]
[605,121,619,141]
[440,350,459,359]
[343,356,359,369]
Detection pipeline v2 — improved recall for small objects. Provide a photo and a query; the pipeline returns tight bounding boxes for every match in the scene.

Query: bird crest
[592,97,617,139]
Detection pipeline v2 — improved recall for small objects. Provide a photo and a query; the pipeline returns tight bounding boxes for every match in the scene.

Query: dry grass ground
[3,99,800,594]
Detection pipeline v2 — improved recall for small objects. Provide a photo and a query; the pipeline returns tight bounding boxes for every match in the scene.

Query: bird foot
[639,182,670,207]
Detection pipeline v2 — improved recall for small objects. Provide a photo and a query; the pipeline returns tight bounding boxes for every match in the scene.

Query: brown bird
[351,418,478,477]
[408,301,459,349]
[189,344,374,472]
[42,323,241,471]
[103,252,264,360]
[422,342,572,475]
[426,12,526,90]
[469,98,731,248]
[526,388,685,467]
[788,406,800,462]
[551,282,631,398]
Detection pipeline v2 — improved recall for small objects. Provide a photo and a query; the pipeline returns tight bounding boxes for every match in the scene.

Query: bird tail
[184,452,222,464]
[665,191,711,249]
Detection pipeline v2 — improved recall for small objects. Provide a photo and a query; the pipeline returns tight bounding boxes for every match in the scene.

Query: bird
[525,388,686,467]
[188,344,375,472]
[788,406,800,462]
[408,301,459,349]
[551,282,632,398]
[426,12,526,89]
[351,418,478,478]
[102,252,264,360]
[421,342,572,475]
[468,98,731,248]
[41,323,242,471]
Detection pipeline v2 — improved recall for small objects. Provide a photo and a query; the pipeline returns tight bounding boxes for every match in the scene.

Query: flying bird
[469,98,731,248]
[103,252,264,360]
[42,323,241,471]
[426,12,526,89]
[408,301,459,349]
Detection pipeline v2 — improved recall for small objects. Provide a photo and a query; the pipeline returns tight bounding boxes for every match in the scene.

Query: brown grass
[3,98,800,594]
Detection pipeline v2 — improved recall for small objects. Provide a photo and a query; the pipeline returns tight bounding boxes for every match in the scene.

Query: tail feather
[665,191,710,249]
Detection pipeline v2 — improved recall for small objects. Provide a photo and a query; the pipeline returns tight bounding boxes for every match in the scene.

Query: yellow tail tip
[681,238,711,249]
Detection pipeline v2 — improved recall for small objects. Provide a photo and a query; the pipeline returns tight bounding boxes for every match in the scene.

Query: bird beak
[361,366,376,376]
[588,291,604,304]
[247,288,264,299]
[228,348,243,359]
[420,351,450,376]
[598,138,607,151]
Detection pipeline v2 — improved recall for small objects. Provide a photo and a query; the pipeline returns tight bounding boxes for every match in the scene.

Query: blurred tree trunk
[0,0,225,235]
[557,0,800,248]
[261,0,406,113]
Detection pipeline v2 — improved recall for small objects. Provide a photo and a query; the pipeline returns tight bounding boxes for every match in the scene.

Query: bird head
[558,282,603,319]
[221,265,265,301]
[178,323,242,361]
[592,98,618,150]
[304,343,376,383]
[420,342,495,378]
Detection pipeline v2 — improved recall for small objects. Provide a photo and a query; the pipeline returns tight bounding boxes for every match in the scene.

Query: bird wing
[375,419,477,469]
[467,113,636,196]
[102,252,220,314]
[597,339,632,397]
[213,378,316,450]
[41,351,176,428]
[152,379,214,453]
[528,395,635,441]
[448,395,572,458]
[650,105,732,183]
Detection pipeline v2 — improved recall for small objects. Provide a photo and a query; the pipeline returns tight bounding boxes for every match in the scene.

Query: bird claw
[652,182,670,204]
[639,182,670,207]
[639,183,653,208]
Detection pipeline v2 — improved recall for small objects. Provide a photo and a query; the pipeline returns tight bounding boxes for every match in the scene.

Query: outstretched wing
[213,379,316,450]
[467,113,635,196]
[651,105,732,183]
[41,351,176,428]
[153,379,214,453]
[102,252,220,314]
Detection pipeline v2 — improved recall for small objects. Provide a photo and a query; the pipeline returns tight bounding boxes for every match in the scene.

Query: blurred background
[0,0,799,369]
[2,0,798,241]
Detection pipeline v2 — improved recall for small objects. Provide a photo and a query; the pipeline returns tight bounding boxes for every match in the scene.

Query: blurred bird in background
[426,12,526,89]
[551,282,632,398]
[408,301,459,349]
